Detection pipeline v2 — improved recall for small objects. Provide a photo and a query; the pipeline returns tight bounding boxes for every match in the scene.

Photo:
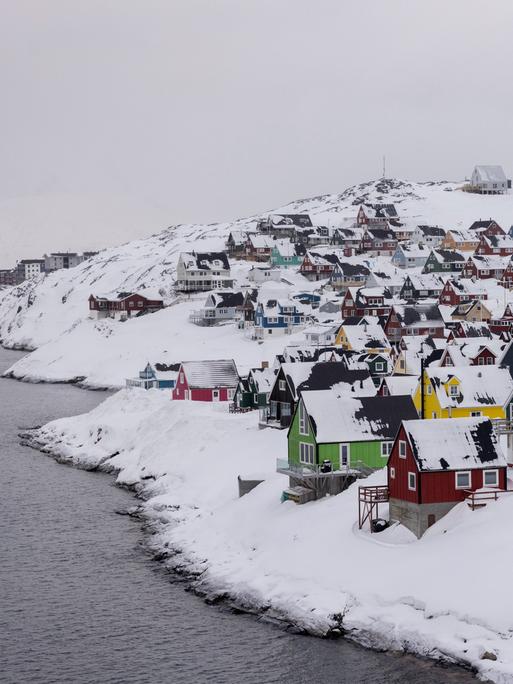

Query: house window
[299,442,315,465]
[279,379,286,392]
[449,385,459,396]
[426,384,432,395]
[228,388,235,400]
[299,401,309,436]
[375,362,384,372]
[432,411,438,418]
[471,411,482,417]
[390,466,395,479]
[455,471,471,489]
[483,469,499,487]
[408,472,416,491]
[399,440,407,458]
[180,372,184,383]
[340,443,350,466]
[381,441,393,457]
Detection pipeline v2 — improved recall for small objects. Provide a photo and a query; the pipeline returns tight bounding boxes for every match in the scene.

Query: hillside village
[8,173,513,679]
[4,170,513,541]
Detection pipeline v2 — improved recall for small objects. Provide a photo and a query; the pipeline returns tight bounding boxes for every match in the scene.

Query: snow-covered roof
[279,361,375,400]
[382,375,418,396]
[341,323,391,350]
[473,165,507,184]
[300,391,417,443]
[403,417,506,471]
[426,365,513,409]
[180,251,230,271]
[180,359,239,388]
[249,367,276,393]
[442,339,506,366]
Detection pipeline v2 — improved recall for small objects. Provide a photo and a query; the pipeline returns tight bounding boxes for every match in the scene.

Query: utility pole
[382,155,386,179]
[420,343,425,419]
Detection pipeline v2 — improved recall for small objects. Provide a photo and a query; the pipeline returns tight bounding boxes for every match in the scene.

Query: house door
[212,389,220,402]
[340,443,350,468]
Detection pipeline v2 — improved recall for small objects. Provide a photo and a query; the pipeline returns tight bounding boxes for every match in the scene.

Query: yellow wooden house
[335,323,391,353]
[413,366,513,420]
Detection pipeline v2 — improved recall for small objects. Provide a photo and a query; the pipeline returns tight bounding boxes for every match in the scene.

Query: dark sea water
[0,348,477,683]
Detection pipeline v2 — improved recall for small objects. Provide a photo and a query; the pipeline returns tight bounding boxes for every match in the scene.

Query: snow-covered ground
[27,389,513,683]
[3,177,513,386]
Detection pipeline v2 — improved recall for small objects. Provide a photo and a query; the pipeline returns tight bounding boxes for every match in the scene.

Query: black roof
[194,252,230,270]
[418,225,445,237]
[367,228,396,240]
[399,304,443,325]
[214,291,245,308]
[271,214,313,227]
[154,362,181,372]
[355,395,417,438]
[433,249,466,262]
[469,219,500,231]
[293,363,372,396]
[337,262,371,276]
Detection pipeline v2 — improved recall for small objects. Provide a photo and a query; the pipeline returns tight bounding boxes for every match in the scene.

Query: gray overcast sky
[2,0,513,225]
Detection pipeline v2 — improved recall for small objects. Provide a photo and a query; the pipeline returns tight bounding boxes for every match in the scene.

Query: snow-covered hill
[2,177,513,385]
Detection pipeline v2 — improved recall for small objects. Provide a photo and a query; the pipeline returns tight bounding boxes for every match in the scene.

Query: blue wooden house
[254,299,307,338]
[126,362,180,390]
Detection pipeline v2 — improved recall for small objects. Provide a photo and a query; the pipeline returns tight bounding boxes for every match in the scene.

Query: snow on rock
[27,388,513,682]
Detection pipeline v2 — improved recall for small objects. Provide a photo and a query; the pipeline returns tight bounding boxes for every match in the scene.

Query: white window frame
[449,384,459,396]
[455,470,471,490]
[299,401,309,436]
[390,466,395,479]
[340,443,350,466]
[299,442,315,465]
[381,441,393,457]
[375,361,384,372]
[279,379,286,392]
[399,440,407,459]
[483,469,498,487]
[408,472,416,491]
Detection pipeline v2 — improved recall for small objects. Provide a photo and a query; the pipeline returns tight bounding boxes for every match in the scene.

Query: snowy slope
[3,177,513,385]
[28,390,513,683]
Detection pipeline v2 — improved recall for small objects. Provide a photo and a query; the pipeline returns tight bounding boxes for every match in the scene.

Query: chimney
[261,361,269,369]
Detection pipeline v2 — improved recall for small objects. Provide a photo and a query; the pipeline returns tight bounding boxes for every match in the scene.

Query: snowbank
[27,389,513,682]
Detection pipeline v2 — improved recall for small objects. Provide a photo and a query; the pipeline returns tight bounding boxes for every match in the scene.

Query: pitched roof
[403,417,506,471]
[280,362,375,400]
[180,359,239,388]
[426,365,513,409]
[473,166,507,184]
[301,391,417,443]
[181,251,230,271]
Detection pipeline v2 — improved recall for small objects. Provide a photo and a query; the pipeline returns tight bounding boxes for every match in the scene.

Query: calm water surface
[0,348,477,683]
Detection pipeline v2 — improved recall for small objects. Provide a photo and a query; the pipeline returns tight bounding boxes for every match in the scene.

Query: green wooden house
[270,240,306,268]
[422,248,466,274]
[232,366,276,412]
[287,390,417,471]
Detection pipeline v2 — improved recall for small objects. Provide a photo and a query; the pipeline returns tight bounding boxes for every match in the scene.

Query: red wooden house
[341,286,392,319]
[500,259,513,289]
[299,251,339,281]
[356,203,398,227]
[489,304,513,336]
[359,228,397,256]
[462,255,509,280]
[172,359,239,402]
[468,219,505,237]
[438,279,487,307]
[88,292,164,320]
[475,233,513,257]
[384,303,445,342]
[388,417,507,538]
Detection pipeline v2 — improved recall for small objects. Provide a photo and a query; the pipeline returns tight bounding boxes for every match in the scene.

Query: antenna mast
[382,155,386,178]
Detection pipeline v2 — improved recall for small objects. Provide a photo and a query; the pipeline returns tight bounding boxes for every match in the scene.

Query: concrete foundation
[389,498,457,538]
